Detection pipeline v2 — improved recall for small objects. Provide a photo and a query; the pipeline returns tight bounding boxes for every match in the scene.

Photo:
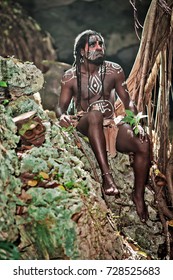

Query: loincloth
[103,118,122,158]
[69,111,124,158]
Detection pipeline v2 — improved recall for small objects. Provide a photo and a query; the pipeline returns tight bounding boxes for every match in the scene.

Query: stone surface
[0,56,44,97]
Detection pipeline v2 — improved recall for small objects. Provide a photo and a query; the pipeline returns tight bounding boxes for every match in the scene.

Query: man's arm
[56,82,73,116]
[55,73,74,127]
[114,67,138,114]
[115,66,147,140]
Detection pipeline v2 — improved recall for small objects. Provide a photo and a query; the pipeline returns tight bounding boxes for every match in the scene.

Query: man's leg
[116,124,151,222]
[76,110,119,195]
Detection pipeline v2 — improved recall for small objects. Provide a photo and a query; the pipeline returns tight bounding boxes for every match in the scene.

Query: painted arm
[114,67,138,114]
[115,66,147,140]
[55,73,74,127]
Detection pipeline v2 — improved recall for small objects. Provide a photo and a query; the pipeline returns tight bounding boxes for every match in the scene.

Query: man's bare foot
[102,172,119,196]
[132,192,149,222]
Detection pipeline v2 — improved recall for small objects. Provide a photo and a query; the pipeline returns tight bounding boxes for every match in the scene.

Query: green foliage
[6,96,48,121]
[33,223,56,259]
[0,241,20,260]
[0,105,20,149]
[20,143,90,193]
[122,110,148,135]
[0,150,22,240]
[2,99,9,105]
[0,81,7,87]
[25,187,82,259]
[0,55,44,94]
[0,91,93,260]
[62,125,75,133]
[0,57,97,260]
[64,180,89,195]
[64,180,75,189]
[16,118,92,259]
[0,106,22,241]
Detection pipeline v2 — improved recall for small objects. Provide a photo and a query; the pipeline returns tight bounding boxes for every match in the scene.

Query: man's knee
[137,137,151,156]
[87,110,104,125]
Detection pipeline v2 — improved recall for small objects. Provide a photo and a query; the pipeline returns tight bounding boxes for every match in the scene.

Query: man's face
[83,35,105,65]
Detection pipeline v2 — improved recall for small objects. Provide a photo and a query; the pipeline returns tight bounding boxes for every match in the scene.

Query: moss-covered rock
[0,56,166,260]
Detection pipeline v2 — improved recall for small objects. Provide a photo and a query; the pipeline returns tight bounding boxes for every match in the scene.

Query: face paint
[84,35,105,64]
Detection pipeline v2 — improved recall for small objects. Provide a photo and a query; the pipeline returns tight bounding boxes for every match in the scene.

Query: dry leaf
[27,180,38,187]
[168,220,173,227]
[128,242,139,251]
[39,171,49,179]
[58,185,65,191]
[137,250,148,258]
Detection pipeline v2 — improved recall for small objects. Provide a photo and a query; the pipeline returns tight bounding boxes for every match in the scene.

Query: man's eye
[89,42,95,47]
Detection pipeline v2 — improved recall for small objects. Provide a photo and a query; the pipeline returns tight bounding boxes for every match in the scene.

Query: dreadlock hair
[73,30,106,109]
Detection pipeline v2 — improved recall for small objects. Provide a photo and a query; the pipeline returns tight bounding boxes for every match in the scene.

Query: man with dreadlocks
[55,30,151,222]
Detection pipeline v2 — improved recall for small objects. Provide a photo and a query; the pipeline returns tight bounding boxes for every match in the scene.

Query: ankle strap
[102,172,111,177]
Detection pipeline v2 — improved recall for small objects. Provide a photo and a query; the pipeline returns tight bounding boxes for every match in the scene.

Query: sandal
[102,172,119,196]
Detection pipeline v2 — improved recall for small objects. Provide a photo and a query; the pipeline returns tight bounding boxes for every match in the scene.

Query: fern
[0,241,20,260]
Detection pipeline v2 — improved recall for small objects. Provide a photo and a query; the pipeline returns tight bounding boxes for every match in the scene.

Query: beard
[87,56,105,65]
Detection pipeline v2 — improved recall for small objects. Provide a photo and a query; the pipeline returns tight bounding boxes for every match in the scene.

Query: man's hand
[134,124,148,143]
[59,114,72,128]
[122,110,148,143]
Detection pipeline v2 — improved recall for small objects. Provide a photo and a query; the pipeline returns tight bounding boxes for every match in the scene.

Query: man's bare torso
[61,61,124,112]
